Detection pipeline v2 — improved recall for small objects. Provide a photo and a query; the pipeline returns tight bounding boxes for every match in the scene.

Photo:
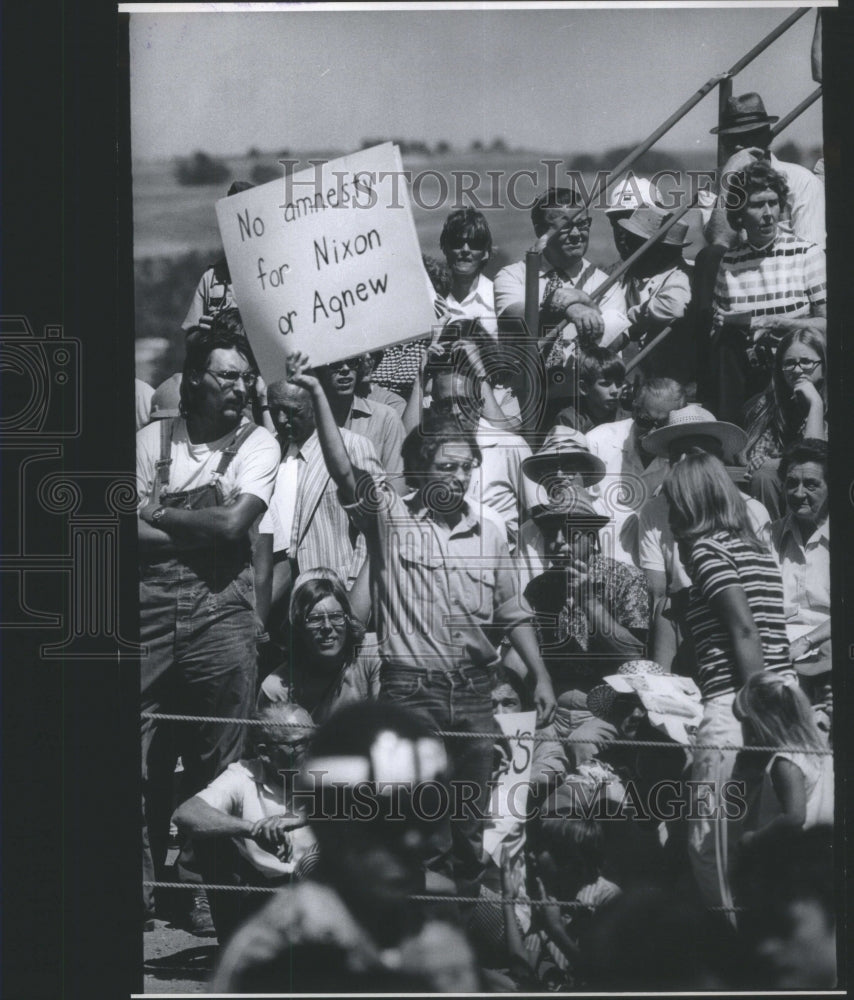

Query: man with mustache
[136,314,280,933]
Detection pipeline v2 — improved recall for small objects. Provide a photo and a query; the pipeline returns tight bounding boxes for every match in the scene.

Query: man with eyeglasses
[585,378,687,567]
[173,702,317,944]
[494,186,628,352]
[136,315,280,934]
[286,355,556,910]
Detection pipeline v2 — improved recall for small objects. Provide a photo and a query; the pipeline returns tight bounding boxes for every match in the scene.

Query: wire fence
[140,711,833,755]
[142,880,741,913]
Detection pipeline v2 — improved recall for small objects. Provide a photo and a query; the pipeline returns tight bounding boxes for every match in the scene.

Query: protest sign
[216,143,436,379]
[482,710,537,932]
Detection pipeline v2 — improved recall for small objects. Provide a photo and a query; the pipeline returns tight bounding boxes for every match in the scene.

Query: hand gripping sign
[216,143,436,381]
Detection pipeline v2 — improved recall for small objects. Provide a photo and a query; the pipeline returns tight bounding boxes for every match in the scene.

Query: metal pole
[541,195,698,348]
[531,7,811,246]
[524,251,540,339]
[725,7,810,80]
[590,196,698,303]
[624,324,675,374]
[770,86,823,138]
[717,77,733,172]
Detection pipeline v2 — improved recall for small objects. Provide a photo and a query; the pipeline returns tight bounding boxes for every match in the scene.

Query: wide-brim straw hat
[642,404,747,461]
[587,660,665,724]
[522,426,606,483]
[588,660,703,745]
[710,92,779,135]
[617,206,691,247]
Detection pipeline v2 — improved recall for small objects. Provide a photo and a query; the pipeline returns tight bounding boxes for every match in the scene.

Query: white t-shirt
[197,759,316,877]
[136,416,280,509]
[135,379,154,431]
[638,489,771,593]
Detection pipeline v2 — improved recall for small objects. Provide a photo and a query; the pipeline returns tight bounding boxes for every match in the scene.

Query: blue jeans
[141,558,258,894]
[380,662,497,901]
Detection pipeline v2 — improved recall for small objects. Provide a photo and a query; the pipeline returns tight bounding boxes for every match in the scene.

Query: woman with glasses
[742,327,827,519]
[257,573,380,723]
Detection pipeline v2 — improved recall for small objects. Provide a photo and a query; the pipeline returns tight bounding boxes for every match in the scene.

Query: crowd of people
[136,87,836,991]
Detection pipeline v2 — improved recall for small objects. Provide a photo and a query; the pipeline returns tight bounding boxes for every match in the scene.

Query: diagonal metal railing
[523,6,820,366]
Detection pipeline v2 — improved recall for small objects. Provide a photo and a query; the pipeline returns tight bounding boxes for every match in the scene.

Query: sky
[128,4,825,161]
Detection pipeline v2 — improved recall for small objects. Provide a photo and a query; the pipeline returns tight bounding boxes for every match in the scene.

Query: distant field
[132,149,710,384]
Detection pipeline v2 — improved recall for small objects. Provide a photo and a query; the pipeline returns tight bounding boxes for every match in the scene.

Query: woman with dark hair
[742,327,827,519]
[258,571,380,723]
[708,160,826,422]
[439,208,498,340]
[662,451,791,911]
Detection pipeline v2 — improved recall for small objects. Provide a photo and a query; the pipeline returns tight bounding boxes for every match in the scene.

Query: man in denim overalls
[137,319,280,931]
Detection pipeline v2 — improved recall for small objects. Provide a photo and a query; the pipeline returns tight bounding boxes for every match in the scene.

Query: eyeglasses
[433,459,479,474]
[556,216,592,233]
[205,369,258,388]
[304,611,347,630]
[327,360,357,373]
[781,358,822,374]
[635,414,670,433]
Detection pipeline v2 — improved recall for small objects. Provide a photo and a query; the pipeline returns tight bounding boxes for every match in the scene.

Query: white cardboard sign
[215,143,435,380]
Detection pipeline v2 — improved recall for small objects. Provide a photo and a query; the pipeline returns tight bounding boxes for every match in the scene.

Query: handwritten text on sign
[216,143,435,379]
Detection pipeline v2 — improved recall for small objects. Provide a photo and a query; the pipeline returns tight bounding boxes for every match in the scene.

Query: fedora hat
[710,92,779,135]
[529,485,611,529]
[604,176,662,215]
[642,404,747,461]
[617,206,690,247]
[521,426,606,483]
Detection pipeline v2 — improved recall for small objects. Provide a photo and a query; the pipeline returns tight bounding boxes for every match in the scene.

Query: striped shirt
[685,531,790,700]
[713,232,826,345]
